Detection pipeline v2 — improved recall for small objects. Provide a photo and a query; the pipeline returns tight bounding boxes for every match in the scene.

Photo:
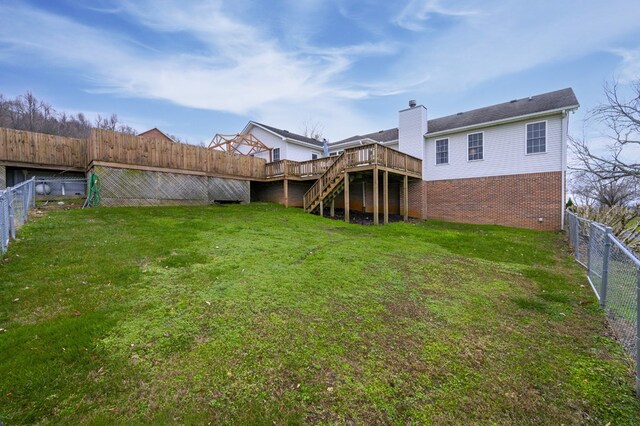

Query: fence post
[7,188,15,240]
[574,217,580,259]
[586,222,592,274]
[23,186,28,223]
[600,227,611,308]
[637,265,640,397]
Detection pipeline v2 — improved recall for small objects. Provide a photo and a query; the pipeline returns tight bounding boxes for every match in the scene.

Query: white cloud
[393,0,478,31]
[385,0,640,96]
[611,48,640,83]
[2,0,640,141]
[0,1,393,138]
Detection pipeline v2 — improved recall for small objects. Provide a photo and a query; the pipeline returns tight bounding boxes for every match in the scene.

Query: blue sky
[1,0,639,145]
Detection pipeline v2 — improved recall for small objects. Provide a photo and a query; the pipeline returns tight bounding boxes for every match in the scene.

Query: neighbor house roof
[250,122,324,147]
[332,128,398,145]
[138,127,175,143]
[426,88,579,135]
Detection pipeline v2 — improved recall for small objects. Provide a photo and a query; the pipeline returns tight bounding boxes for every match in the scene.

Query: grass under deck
[0,203,639,424]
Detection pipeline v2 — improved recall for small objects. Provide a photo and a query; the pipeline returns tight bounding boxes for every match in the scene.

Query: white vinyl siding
[526,121,546,154]
[467,132,483,161]
[423,114,564,181]
[435,139,448,165]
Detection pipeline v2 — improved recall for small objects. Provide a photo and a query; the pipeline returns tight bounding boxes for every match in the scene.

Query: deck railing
[265,157,336,179]
[302,143,422,211]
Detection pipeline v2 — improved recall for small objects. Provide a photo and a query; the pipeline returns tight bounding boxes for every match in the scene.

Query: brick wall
[425,171,563,231]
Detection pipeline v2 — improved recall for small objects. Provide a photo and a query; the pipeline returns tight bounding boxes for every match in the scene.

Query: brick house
[239,88,579,230]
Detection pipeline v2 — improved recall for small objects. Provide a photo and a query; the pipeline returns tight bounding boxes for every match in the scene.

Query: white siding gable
[246,126,321,162]
[423,114,565,181]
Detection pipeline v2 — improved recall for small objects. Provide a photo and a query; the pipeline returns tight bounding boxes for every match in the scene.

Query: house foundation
[425,171,563,231]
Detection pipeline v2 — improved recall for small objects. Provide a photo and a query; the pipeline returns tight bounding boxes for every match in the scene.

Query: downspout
[560,110,568,230]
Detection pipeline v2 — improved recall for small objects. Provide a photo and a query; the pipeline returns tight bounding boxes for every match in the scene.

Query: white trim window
[526,121,546,154]
[273,147,280,161]
[312,153,318,160]
[468,132,483,161]
[435,138,449,165]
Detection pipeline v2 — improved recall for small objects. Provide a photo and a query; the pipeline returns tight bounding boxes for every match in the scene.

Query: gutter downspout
[560,110,568,230]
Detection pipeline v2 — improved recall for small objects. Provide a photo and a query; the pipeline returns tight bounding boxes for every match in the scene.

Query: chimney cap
[408,99,417,108]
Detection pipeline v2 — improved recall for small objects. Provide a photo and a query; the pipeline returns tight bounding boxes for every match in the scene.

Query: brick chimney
[398,100,427,160]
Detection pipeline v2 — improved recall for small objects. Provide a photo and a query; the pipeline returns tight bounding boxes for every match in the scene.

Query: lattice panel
[94,166,250,206]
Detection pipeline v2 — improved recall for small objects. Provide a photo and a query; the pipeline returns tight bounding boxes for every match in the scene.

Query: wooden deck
[302,144,422,224]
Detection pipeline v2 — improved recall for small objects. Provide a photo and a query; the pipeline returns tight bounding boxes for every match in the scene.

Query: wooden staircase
[302,143,423,216]
[303,151,348,213]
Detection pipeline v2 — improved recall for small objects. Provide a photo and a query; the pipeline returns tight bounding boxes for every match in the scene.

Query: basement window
[435,139,449,164]
[468,132,483,161]
[273,147,280,161]
[526,121,546,154]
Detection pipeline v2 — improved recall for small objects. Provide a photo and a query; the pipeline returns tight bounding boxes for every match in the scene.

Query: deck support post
[403,175,409,222]
[319,199,323,217]
[373,167,379,225]
[383,170,389,224]
[344,172,350,223]
[284,179,289,208]
[330,199,335,217]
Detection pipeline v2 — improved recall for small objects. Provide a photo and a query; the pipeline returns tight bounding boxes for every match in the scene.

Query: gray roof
[252,122,324,147]
[253,88,578,148]
[333,128,398,145]
[426,88,579,135]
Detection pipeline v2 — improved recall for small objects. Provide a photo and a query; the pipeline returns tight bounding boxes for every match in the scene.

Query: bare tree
[0,91,137,138]
[570,79,640,180]
[301,119,324,141]
[571,170,639,207]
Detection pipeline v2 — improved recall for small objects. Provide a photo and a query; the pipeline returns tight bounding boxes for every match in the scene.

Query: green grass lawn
[1,203,639,424]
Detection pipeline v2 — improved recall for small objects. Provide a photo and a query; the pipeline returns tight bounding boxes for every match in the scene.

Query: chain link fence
[0,178,36,254]
[566,210,640,396]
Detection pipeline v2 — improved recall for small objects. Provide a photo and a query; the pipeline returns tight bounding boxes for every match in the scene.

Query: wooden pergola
[209,133,273,162]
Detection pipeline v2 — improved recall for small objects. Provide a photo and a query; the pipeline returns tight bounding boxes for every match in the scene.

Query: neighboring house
[236,88,579,230]
[240,122,324,162]
[138,128,176,143]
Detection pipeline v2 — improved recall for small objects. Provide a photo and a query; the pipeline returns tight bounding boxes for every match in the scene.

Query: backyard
[0,203,639,424]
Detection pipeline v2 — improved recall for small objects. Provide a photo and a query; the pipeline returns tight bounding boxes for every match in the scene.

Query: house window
[329,152,338,157]
[468,133,483,161]
[312,153,318,160]
[435,139,448,164]
[273,147,280,161]
[526,122,546,154]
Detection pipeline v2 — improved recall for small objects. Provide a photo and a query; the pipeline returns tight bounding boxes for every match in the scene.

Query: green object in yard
[82,173,101,208]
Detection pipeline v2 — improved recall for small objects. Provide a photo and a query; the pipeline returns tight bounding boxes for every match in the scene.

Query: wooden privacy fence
[89,130,266,179]
[0,128,87,169]
[0,128,267,179]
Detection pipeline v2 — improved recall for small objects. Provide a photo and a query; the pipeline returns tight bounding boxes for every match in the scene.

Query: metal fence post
[586,222,592,274]
[7,188,15,240]
[600,227,611,308]
[637,265,640,397]
[23,186,28,223]
[574,217,580,259]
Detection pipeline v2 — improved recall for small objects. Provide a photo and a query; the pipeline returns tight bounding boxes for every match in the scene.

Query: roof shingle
[252,122,324,147]
[426,88,579,134]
